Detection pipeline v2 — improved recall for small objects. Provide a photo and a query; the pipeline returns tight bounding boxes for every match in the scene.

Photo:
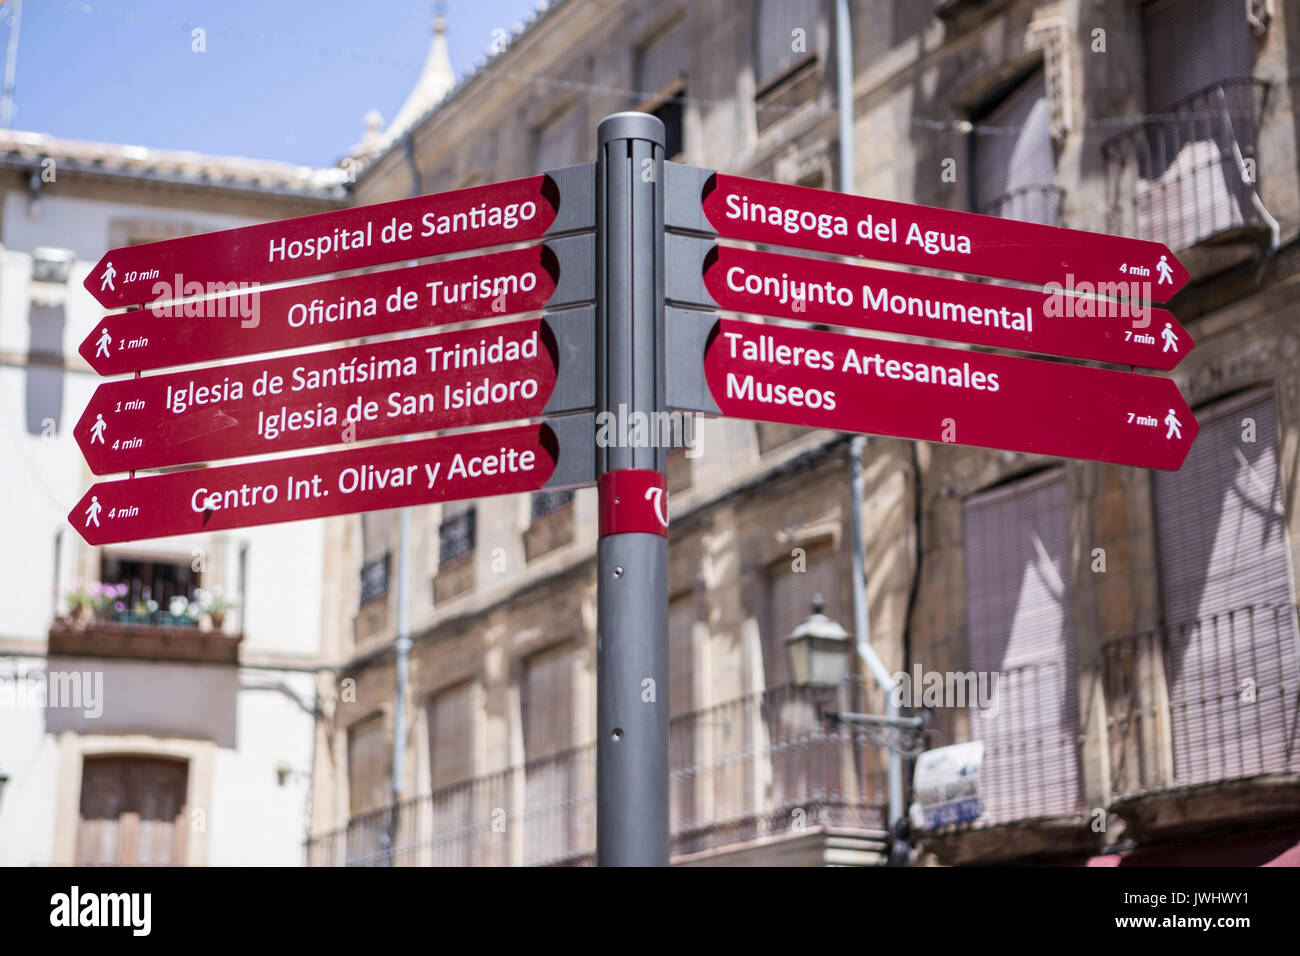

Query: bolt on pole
[595,112,669,866]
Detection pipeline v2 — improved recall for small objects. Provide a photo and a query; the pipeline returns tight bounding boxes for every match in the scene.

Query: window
[754,0,822,132]
[668,592,697,833]
[76,756,188,865]
[360,511,391,603]
[99,554,199,624]
[521,642,585,864]
[427,683,476,865]
[651,96,685,161]
[972,67,1060,225]
[764,546,839,690]
[962,469,1082,824]
[637,18,687,160]
[438,502,476,567]
[1152,390,1300,785]
[345,713,391,865]
[1120,0,1261,248]
[346,713,391,816]
[755,0,819,89]
[762,545,836,809]
[534,104,583,174]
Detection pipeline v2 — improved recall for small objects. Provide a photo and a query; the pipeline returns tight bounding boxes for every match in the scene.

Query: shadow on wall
[26,303,65,436]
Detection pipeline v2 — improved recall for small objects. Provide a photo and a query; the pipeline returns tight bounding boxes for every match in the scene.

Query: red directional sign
[703,318,1198,470]
[71,423,559,546]
[702,174,1190,300]
[75,319,557,474]
[703,246,1193,369]
[84,175,558,310]
[79,245,558,376]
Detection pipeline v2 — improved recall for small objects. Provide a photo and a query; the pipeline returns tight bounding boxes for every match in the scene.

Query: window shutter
[1153,390,1300,785]
[522,642,580,863]
[638,17,687,98]
[1138,0,1256,248]
[347,713,390,815]
[1143,0,1252,111]
[974,69,1058,224]
[756,0,820,86]
[668,593,697,833]
[963,469,1082,823]
[428,683,475,864]
[764,546,839,690]
[535,105,584,174]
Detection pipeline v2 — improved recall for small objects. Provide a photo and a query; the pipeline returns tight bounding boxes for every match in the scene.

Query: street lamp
[785,597,930,755]
[784,594,853,688]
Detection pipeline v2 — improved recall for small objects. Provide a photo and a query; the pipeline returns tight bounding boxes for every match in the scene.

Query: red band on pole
[598,469,668,538]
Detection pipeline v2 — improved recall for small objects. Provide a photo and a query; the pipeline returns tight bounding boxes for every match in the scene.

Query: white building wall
[0,186,327,866]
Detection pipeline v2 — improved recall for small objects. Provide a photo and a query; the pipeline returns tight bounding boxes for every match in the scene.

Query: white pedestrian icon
[85,495,102,528]
[1160,322,1179,353]
[1164,408,1182,440]
[96,328,112,358]
[1156,255,1173,285]
[90,413,107,444]
[100,261,117,292]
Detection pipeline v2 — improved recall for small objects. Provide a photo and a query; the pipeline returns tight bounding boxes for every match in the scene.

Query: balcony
[1102,79,1272,264]
[47,618,242,665]
[1104,602,1300,798]
[305,680,888,866]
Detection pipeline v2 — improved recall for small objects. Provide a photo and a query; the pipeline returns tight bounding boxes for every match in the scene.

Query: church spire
[386,12,455,143]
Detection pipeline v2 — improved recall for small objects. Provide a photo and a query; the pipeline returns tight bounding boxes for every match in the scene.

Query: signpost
[698,316,1197,470]
[909,741,986,830]
[701,172,1191,299]
[70,423,561,547]
[75,318,565,473]
[79,244,567,375]
[698,244,1193,370]
[69,120,1200,867]
[84,175,561,310]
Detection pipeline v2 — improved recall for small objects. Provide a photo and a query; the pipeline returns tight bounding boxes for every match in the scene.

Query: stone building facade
[306,0,1300,866]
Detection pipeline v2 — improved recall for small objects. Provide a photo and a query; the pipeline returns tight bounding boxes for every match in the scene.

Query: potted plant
[64,582,94,623]
[196,586,237,630]
[92,582,128,621]
[167,595,201,628]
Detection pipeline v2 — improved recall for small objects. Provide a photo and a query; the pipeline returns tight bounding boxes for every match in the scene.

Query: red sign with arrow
[79,245,557,376]
[75,319,557,474]
[703,245,1193,369]
[84,175,558,310]
[703,318,1198,470]
[702,174,1190,300]
[71,423,559,546]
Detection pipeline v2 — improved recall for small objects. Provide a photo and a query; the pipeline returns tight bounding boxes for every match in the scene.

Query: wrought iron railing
[1102,78,1270,251]
[962,658,1086,825]
[1103,603,1300,800]
[530,489,574,521]
[358,553,390,606]
[438,510,476,567]
[305,679,887,866]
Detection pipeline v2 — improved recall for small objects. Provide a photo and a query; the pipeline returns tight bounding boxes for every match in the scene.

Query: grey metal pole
[835,0,854,195]
[595,112,669,866]
[391,508,411,811]
[836,0,905,837]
